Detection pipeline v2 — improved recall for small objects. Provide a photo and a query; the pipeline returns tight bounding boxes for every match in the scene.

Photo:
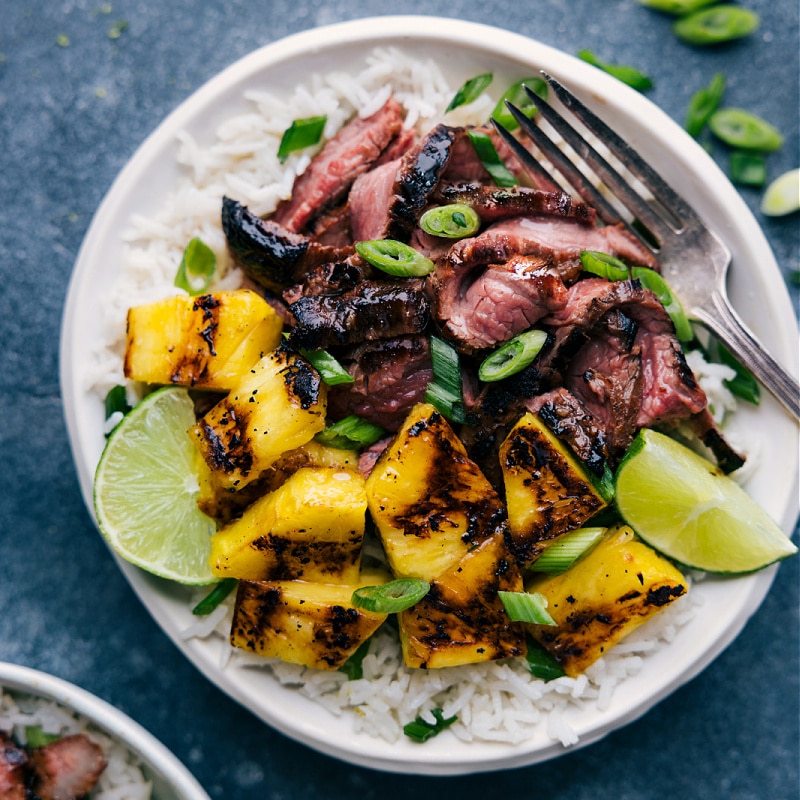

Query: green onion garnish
[491,77,547,131]
[403,708,458,743]
[174,237,216,295]
[579,249,631,281]
[590,462,616,504]
[636,0,720,15]
[524,636,566,681]
[729,151,767,187]
[685,72,726,139]
[709,108,783,152]
[300,348,354,386]
[192,578,238,616]
[354,239,434,277]
[277,115,327,162]
[446,72,493,113]
[478,329,548,383]
[631,267,693,342]
[24,726,61,748]
[419,203,480,239]
[498,590,557,626]
[528,527,606,574]
[673,6,760,46]
[425,336,466,424]
[715,342,761,405]
[352,577,430,614]
[338,639,371,680]
[104,384,131,421]
[577,50,653,92]
[467,129,518,187]
[315,415,386,450]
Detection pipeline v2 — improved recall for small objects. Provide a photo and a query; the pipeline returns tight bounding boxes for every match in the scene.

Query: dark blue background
[1,2,797,797]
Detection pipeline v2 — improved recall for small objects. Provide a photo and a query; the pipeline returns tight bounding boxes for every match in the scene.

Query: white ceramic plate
[0,662,210,799]
[60,17,799,775]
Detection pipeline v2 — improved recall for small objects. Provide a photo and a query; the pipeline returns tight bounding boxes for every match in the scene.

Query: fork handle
[695,292,800,421]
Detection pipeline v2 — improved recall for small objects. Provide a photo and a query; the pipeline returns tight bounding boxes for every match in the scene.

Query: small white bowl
[60,16,799,775]
[0,662,210,800]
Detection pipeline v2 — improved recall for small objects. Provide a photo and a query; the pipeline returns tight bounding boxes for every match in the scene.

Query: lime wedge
[615,429,796,573]
[94,386,218,584]
[761,168,800,217]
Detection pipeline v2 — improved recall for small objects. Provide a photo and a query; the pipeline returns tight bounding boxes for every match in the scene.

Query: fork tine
[541,73,703,230]
[516,84,673,244]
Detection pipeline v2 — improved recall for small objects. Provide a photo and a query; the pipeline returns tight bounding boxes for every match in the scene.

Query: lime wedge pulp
[93,386,218,584]
[615,429,796,574]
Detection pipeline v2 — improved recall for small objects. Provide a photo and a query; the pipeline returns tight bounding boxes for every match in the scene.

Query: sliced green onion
[636,0,720,15]
[425,336,466,424]
[579,250,631,281]
[524,636,566,681]
[498,591,557,626]
[192,577,238,616]
[478,329,548,382]
[354,239,434,277]
[403,708,458,743]
[729,151,766,187]
[630,267,693,342]
[352,578,430,614]
[577,50,653,92]
[300,348,354,386]
[174,237,216,295]
[673,6,760,45]
[338,638,371,680]
[467,129,518,188]
[709,108,783,152]
[716,342,761,405]
[104,384,131,420]
[419,203,480,239]
[761,168,800,217]
[528,527,607,574]
[685,72,726,138]
[24,726,61,748]
[589,463,616,504]
[315,415,386,450]
[277,115,327,162]
[446,72,493,113]
[491,77,547,131]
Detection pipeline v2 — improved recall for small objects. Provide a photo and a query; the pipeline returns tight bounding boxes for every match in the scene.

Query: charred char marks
[279,348,322,409]
[198,406,253,477]
[645,583,686,607]
[193,294,221,356]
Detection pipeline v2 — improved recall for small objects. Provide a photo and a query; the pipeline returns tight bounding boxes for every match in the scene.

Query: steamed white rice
[92,47,736,749]
[0,685,152,799]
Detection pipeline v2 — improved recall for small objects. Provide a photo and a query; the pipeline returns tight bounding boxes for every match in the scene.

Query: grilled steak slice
[327,335,433,430]
[272,96,406,233]
[350,124,461,243]
[685,407,746,473]
[28,734,106,800]
[0,732,27,800]
[441,125,526,184]
[288,279,431,350]
[281,258,372,305]
[434,183,596,225]
[431,254,569,353]
[222,197,352,291]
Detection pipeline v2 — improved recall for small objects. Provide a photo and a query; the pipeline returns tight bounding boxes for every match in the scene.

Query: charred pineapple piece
[527,525,687,676]
[124,290,283,390]
[196,440,358,523]
[365,403,507,582]
[209,466,367,583]
[500,412,607,566]
[231,574,388,669]
[399,533,526,668]
[192,345,327,491]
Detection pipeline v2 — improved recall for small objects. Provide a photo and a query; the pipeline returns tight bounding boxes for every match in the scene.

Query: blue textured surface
[0,1,797,797]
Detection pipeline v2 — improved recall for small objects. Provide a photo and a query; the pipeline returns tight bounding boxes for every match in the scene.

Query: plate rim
[59,15,800,775]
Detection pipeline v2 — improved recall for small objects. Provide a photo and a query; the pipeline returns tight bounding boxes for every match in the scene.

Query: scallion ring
[673,6,760,46]
[491,77,547,131]
[631,267,693,342]
[466,129,518,187]
[709,108,783,152]
[579,250,630,281]
[419,204,480,239]
[354,239,434,277]
[174,237,216,295]
[498,590,557,626]
[528,527,607,575]
[315,415,386,450]
[446,72,493,113]
[300,348,354,386]
[478,329,548,382]
[277,115,327,162]
[352,578,430,614]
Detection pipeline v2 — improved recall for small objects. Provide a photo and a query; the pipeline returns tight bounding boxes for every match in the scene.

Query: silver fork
[493,74,800,421]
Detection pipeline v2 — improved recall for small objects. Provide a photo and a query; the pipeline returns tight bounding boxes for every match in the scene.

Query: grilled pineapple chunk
[500,412,607,566]
[192,345,327,491]
[231,574,388,669]
[399,533,526,668]
[527,525,687,676]
[209,466,367,583]
[366,403,506,582]
[124,290,283,390]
